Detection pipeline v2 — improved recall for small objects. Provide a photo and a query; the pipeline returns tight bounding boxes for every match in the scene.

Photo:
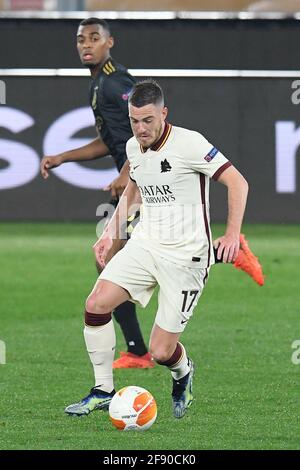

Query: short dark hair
[79,17,111,35]
[129,79,164,108]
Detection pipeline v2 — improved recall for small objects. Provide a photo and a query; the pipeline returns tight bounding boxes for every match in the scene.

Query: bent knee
[85,293,114,314]
[150,347,175,364]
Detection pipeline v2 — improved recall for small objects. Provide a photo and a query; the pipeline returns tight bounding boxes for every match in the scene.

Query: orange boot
[113,351,155,369]
[233,234,265,286]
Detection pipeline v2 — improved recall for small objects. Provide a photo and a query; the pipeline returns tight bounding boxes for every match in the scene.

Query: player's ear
[162,106,168,119]
[108,36,114,49]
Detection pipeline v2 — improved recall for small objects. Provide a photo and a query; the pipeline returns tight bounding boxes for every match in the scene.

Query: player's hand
[213,234,240,263]
[40,155,63,179]
[93,232,113,268]
[103,172,128,198]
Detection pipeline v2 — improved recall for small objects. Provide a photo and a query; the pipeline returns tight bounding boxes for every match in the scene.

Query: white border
[0,11,299,20]
[1,68,300,78]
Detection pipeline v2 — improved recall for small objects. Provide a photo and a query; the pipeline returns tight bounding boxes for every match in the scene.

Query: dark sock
[113,302,148,356]
[213,247,222,264]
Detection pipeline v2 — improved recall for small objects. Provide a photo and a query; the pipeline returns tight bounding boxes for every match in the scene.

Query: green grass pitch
[0,223,299,450]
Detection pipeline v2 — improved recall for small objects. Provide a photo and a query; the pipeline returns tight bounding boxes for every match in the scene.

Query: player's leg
[151,260,208,418]
[65,242,156,416]
[113,303,153,368]
[65,279,130,416]
[149,325,194,419]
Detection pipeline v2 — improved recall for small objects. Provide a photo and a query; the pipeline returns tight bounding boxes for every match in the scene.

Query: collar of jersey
[140,122,172,153]
[101,58,116,75]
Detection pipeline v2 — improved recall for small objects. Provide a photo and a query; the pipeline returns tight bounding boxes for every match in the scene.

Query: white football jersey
[127,123,232,268]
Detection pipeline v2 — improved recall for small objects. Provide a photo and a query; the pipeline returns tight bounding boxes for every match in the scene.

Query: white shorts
[99,240,209,333]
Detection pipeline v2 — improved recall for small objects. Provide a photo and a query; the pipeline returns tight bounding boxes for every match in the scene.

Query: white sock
[169,343,191,381]
[83,320,116,393]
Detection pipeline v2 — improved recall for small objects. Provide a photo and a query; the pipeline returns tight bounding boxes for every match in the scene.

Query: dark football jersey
[89,57,135,172]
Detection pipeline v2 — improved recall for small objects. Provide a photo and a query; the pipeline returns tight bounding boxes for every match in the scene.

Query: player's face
[77,24,114,67]
[129,103,168,148]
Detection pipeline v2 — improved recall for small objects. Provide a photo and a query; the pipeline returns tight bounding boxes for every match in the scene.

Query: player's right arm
[93,178,141,268]
[40,137,110,179]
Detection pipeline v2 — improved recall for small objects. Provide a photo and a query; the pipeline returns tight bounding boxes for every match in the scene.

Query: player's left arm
[214,165,249,263]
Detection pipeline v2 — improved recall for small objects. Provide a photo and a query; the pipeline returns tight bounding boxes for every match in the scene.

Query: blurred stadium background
[0,0,300,452]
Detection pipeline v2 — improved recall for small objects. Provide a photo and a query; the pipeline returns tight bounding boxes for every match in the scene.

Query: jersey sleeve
[101,73,135,166]
[103,72,135,115]
[185,131,232,180]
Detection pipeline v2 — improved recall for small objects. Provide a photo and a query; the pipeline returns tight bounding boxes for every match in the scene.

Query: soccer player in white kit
[66,79,249,419]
